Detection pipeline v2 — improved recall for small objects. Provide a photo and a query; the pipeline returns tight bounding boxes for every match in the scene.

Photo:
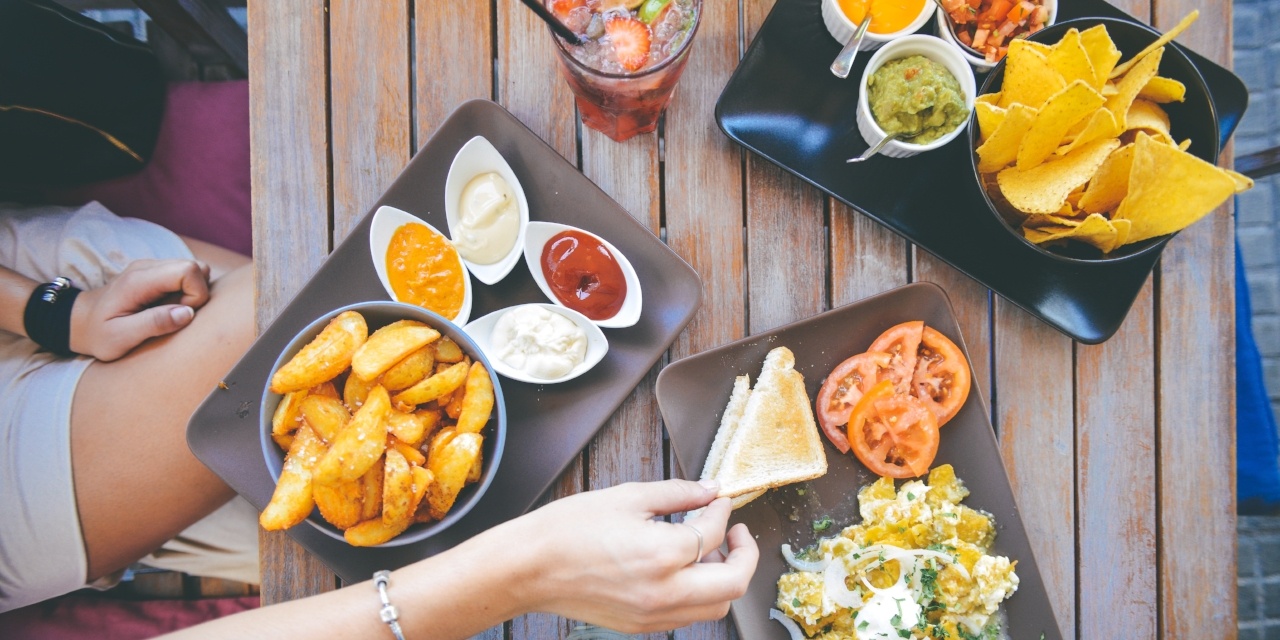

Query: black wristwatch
[23,276,82,357]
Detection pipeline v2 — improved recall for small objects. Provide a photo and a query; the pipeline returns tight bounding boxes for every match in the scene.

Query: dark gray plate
[187,99,702,583]
[657,282,1061,640]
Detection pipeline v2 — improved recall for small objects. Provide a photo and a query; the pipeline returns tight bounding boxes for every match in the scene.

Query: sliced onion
[769,609,806,640]
[781,544,828,573]
[823,558,863,609]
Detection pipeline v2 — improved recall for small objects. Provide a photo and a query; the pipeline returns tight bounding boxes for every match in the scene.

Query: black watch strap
[23,277,82,357]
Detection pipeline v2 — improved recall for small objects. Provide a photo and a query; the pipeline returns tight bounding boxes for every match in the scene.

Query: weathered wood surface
[249,0,1239,637]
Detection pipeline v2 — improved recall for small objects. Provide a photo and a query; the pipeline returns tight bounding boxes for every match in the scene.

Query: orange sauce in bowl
[838,0,926,34]
[385,223,466,319]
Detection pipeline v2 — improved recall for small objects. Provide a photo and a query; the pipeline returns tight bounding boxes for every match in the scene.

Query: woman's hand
[511,479,759,633]
[69,259,212,361]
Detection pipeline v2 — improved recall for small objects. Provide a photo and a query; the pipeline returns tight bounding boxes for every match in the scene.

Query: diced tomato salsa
[938,0,1049,62]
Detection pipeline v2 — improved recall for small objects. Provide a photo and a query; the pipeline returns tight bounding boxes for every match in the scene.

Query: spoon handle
[847,132,900,163]
[830,14,872,79]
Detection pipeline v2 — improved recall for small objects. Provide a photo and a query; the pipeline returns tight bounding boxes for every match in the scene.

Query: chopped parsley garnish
[859,620,870,630]
[920,567,938,600]
[813,515,834,532]
[907,492,916,501]
[898,630,912,638]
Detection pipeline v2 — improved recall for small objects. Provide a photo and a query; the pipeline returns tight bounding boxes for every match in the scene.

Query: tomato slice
[911,327,972,427]
[815,351,893,453]
[847,380,940,479]
[868,321,924,395]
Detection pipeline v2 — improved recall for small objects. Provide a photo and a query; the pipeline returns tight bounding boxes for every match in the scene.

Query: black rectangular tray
[716,0,1247,344]
[187,100,702,583]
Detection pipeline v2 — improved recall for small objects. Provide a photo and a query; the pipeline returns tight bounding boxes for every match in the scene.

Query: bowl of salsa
[934,0,1056,69]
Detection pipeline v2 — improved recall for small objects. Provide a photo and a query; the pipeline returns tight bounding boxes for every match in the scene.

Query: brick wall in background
[1235,0,1280,637]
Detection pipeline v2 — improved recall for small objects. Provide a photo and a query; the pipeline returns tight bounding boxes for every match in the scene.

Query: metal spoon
[929,0,985,58]
[830,12,873,79]
[846,131,908,163]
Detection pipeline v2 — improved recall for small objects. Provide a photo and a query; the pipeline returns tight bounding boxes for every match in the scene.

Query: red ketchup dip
[540,230,627,321]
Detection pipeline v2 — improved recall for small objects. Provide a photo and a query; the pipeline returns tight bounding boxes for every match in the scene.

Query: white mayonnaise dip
[491,306,586,380]
[455,172,519,265]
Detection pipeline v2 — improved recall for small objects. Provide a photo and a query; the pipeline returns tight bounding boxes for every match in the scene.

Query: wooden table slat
[1154,1,1238,635]
[248,0,337,605]
[414,1,493,146]
[912,254,993,413]
[993,299,1076,640]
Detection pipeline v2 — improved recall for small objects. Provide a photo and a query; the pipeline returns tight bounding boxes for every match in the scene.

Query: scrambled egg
[775,465,1019,640]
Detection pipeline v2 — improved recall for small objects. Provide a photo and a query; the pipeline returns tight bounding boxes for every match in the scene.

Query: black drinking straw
[519,0,587,45]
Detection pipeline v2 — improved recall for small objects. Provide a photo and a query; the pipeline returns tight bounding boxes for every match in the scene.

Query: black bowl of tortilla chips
[968,16,1234,263]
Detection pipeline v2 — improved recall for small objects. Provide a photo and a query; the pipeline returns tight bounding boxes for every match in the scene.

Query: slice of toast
[715,347,828,499]
[698,375,751,483]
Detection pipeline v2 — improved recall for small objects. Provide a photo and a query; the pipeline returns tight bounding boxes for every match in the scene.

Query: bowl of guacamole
[856,35,976,158]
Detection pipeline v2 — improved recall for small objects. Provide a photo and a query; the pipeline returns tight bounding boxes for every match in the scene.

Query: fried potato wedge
[352,324,441,382]
[344,515,412,547]
[381,345,436,391]
[270,311,367,394]
[389,436,427,467]
[391,361,469,408]
[316,385,390,485]
[313,475,364,530]
[343,370,377,411]
[382,448,415,525]
[309,381,341,399]
[299,395,351,443]
[427,432,482,520]
[359,457,385,522]
[271,389,308,444]
[260,425,325,530]
[386,409,431,446]
[455,362,495,434]
[433,336,465,363]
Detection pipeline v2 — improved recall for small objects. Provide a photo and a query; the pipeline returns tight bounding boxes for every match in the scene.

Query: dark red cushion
[0,592,258,639]
[42,80,251,256]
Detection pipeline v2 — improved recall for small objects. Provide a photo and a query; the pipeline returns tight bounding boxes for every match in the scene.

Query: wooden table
[248,0,1237,637]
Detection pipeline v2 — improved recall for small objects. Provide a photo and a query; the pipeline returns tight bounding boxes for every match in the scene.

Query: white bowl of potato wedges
[259,301,506,547]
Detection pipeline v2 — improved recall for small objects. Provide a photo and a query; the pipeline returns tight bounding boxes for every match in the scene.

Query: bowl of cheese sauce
[370,206,473,325]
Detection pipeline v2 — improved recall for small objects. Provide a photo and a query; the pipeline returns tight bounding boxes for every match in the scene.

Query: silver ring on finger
[680,522,704,565]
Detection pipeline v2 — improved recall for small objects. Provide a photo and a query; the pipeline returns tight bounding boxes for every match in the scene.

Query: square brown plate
[657,282,1061,640]
[187,99,702,583]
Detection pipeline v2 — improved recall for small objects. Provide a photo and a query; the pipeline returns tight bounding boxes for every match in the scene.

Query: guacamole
[867,55,967,144]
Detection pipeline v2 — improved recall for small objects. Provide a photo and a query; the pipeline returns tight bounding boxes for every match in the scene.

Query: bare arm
[0,265,38,339]
[164,480,759,639]
[0,259,215,361]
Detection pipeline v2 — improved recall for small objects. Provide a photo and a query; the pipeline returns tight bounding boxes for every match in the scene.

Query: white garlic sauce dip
[491,306,586,380]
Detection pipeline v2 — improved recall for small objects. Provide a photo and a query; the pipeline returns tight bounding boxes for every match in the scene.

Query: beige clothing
[0,202,258,613]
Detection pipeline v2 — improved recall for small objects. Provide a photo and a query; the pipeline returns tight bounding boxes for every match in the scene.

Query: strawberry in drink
[549,0,702,142]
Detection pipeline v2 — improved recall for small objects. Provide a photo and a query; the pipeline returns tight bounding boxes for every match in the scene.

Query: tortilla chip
[976,101,1007,144]
[1109,10,1199,80]
[1057,108,1121,156]
[1078,143,1135,214]
[977,103,1039,173]
[1079,24,1123,87]
[1101,83,1118,96]
[1023,213,1120,252]
[1229,169,1255,193]
[1046,29,1098,89]
[1114,132,1239,243]
[1125,99,1173,144]
[1178,138,1192,151]
[1111,218,1132,247]
[1105,47,1164,129]
[1139,76,1186,103]
[999,43,1066,110]
[998,138,1121,214]
[1017,81,1107,170]
[977,92,1002,106]
[1024,213,1084,228]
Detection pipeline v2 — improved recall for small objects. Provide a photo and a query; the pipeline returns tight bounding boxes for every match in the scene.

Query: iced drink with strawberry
[549,0,701,142]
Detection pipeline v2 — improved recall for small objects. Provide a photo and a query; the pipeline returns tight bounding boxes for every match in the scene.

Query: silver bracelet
[373,570,406,640]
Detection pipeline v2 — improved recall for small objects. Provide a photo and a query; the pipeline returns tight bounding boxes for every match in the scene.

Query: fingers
[101,304,197,361]
[119,260,211,311]
[625,478,720,518]
[683,496,732,560]
[671,523,758,603]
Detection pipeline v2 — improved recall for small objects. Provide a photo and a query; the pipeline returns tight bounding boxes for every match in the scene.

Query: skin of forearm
[162,518,546,640]
[0,266,38,338]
